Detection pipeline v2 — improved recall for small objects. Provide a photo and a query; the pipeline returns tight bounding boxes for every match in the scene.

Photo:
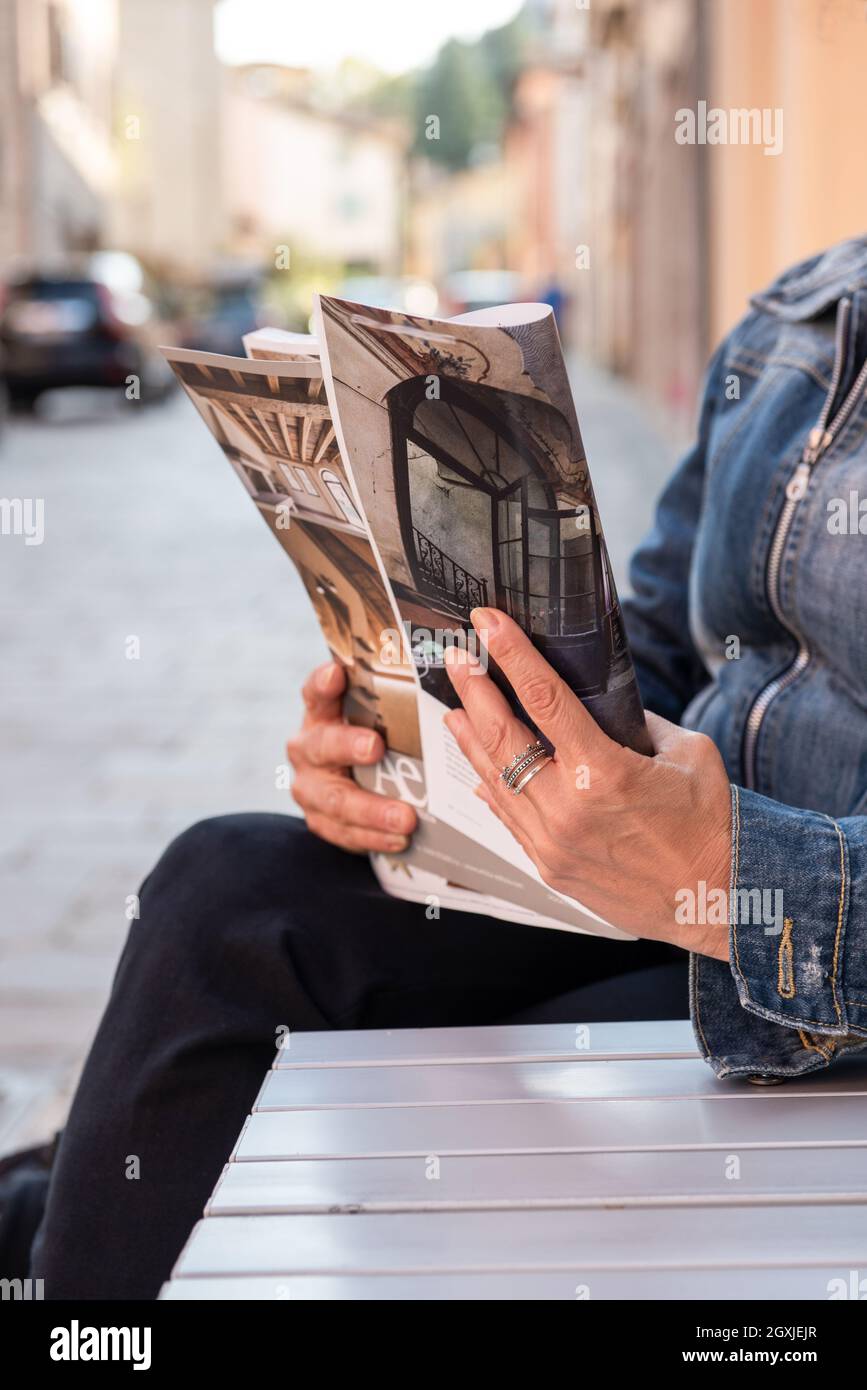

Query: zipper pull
[786,461,811,501]
[802,426,832,466]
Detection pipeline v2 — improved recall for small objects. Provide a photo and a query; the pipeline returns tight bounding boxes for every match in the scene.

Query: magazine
[163,301,649,940]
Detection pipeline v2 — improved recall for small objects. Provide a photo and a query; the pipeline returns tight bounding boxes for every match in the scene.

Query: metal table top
[160,1019,867,1300]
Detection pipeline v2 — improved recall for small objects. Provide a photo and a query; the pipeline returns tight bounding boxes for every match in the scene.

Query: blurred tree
[360,4,542,171]
[413,38,504,169]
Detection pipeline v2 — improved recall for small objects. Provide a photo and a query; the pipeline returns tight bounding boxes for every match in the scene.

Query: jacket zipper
[743,296,867,789]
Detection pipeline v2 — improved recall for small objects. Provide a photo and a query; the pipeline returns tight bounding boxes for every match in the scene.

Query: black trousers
[31,813,688,1299]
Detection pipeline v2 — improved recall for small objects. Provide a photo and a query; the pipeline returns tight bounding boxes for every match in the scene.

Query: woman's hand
[287,661,417,854]
[444,609,732,960]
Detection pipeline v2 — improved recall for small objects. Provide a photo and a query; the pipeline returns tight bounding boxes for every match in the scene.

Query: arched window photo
[386,375,617,697]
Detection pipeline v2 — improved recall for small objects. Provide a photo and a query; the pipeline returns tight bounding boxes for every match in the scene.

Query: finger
[292,770,417,837]
[288,722,384,770]
[301,661,347,725]
[304,811,412,857]
[470,608,609,760]
[444,707,533,825]
[444,649,558,813]
[443,645,537,776]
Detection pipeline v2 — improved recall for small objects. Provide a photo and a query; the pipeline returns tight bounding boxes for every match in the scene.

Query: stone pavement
[0,365,681,1154]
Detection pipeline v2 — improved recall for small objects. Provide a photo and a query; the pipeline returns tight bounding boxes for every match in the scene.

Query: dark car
[179,278,264,358]
[0,268,172,407]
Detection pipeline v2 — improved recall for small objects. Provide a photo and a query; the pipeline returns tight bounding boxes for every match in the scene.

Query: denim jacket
[622,234,867,1080]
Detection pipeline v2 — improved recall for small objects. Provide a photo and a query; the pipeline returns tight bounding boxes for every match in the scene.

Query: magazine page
[314,296,651,752]
[163,345,420,756]
[162,344,626,937]
[242,328,320,361]
[314,295,652,937]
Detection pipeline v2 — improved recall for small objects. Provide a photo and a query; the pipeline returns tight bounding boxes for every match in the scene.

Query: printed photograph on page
[315,296,651,756]
[162,346,420,759]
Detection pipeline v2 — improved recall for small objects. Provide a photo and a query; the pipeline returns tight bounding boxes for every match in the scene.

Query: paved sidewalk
[0,368,680,1153]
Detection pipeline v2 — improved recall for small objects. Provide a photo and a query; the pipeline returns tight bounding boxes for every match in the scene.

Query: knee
[139,813,314,926]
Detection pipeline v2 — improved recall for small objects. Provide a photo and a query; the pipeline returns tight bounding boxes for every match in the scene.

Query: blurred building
[0,0,225,280]
[410,0,867,428]
[408,158,514,285]
[492,0,707,427]
[705,0,867,346]
[406,0,707,426]
[223,65,406,273]
[109,0,225,278]
[545,0,867,417]
[0,0,117,267]
[563,0,707,426]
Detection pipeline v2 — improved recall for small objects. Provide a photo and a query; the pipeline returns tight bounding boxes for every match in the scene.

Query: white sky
[215,0,526,75]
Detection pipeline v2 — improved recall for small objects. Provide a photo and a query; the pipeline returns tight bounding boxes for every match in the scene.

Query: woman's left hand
[444,608,732,961]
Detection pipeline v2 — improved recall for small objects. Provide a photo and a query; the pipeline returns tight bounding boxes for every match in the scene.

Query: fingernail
[470,607,500,634]
[386,805,407,831]
[385,835,409,853]
[317,663,337,691]
[355,731,378,758]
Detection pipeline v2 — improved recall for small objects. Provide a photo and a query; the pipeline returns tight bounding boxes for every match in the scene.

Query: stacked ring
[499,741,553,795]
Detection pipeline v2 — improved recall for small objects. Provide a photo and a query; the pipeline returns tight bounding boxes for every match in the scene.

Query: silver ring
[500,741,548,792]
[511,755,553,796]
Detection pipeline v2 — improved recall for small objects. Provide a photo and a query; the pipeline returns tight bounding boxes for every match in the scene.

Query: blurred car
[0,353,8,441]
[0,256,173,407]
[441,270,526,315]
[179,274,264,358]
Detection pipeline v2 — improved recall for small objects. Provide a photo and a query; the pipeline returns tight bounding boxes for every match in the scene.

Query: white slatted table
[160,1020,867,1300]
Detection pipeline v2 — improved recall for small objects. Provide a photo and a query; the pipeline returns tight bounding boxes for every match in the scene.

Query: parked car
[0,257,173,408]
[178,272,266,358]
[0,350,8,442]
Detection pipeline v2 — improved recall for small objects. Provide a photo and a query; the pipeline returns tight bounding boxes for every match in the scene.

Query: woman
[28,236,867,1298]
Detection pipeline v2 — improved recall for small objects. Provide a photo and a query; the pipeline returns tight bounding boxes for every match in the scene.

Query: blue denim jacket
[622,234,867,1080]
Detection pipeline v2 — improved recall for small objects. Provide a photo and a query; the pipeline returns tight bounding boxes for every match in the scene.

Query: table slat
[208,1147,867,1214]
[160,1266,860,1299]
[175,1206,867,1276]
[257,1056,867,1111]
[235,1093,867,1160]
[271,1019,698,1068]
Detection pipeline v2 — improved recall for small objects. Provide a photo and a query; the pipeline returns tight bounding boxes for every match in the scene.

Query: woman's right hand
[286,661,418,854]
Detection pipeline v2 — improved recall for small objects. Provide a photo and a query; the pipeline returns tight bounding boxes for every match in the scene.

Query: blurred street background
[2,0,867,1150]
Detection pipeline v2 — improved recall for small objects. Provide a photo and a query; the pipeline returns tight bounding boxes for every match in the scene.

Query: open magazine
[162,299,651,940]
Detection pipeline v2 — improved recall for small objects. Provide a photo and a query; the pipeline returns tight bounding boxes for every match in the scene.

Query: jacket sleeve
[694,786,867,1078]
[621,341,728,723]
[724,784,867,1037]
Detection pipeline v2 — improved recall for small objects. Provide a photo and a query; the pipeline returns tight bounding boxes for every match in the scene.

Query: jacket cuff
[727,784,851,1034]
